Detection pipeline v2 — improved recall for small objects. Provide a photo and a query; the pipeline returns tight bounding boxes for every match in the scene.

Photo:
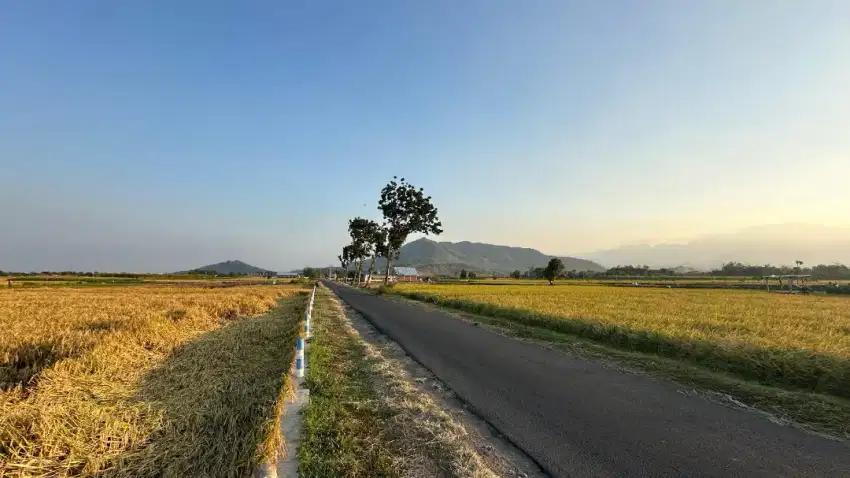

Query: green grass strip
[299,290,401,477]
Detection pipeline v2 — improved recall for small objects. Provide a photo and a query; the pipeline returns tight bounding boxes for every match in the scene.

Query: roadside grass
[299,290,402,477]
[0,285,303,476]
[388,294,850,440]
[393,285,850,400]
[300,286,496,478]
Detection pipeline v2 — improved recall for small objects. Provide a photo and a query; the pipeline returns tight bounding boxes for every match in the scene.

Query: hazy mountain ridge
[362,238,605,275]
[181,260,274,275]
[580,224,850,269]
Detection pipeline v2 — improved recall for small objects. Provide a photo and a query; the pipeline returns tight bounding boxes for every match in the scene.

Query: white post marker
[304,309,311,339]
[295,337,305,378]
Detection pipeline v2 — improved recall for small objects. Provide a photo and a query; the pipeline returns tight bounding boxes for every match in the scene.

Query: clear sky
[2,1,849,272]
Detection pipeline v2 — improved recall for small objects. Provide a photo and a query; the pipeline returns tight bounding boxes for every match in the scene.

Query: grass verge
[298,290,402,477]
[390,294,850,440]
[300,286,496,477]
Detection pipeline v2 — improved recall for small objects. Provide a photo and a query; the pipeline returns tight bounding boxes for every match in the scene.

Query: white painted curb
[253,285,316,478]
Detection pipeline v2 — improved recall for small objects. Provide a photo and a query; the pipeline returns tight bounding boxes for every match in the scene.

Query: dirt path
[327,282,850,477]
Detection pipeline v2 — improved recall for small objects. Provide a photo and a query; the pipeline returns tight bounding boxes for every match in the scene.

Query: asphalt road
[325,282,850,477]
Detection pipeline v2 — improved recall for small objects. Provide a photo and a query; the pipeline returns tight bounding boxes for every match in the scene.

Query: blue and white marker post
[295,336,305,378]
[303,308,311,339]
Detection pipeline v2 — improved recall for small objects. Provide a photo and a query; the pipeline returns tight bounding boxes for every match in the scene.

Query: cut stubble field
[395,284,850,400]
[0,284,305,477]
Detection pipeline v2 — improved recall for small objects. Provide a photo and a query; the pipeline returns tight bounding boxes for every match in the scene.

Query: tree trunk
[355,259,363,286]
[384,251,393,285]
[366,253,378,285]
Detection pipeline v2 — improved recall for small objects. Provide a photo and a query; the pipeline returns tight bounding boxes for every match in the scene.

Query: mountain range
[578,224,850,270]
[360,238,605,276]
[184,224,850,277]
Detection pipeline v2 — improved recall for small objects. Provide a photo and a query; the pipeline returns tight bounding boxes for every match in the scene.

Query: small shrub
[376,283,395,295]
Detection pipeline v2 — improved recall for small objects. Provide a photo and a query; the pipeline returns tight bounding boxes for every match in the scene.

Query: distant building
[276,271,301,278]
[392,267,419,282]
[359,267,419,283]
[361,272,381,283]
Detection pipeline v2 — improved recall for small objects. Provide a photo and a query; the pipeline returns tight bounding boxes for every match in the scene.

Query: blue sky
[2,1,849,272]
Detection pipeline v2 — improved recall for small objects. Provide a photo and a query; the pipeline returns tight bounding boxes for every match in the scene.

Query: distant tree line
[498,261,850,281]
[506,264,594,281]
[458,269,478,279]
[0,270,276,279]
[710,262,850,279]
[7,259,850,282]
[604,265,679,276]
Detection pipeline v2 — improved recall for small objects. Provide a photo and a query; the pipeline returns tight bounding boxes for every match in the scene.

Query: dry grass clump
[395,284,850,398]
[0,285,303,477]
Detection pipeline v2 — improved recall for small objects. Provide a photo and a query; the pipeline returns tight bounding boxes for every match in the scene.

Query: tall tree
[364,223,387,284]
[338,245,354,280]
[378,177,443,284]
[348,217,374,286]
[543,257,565,285]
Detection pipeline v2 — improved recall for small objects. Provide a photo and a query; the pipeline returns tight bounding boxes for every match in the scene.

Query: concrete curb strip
[252,284,316,478]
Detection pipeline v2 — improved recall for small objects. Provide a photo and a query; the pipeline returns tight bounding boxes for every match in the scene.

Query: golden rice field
[0,285,304,477]
[395,284,850,398]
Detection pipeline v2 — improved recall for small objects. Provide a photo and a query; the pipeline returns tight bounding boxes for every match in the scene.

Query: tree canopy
[543,258,565,285]
[377,176,442,283]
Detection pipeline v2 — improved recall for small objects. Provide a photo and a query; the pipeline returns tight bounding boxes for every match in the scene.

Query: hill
[361,238,605,276]
[182,260,274,276]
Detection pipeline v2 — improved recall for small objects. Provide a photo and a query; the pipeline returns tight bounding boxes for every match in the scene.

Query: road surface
[325,282,850,477]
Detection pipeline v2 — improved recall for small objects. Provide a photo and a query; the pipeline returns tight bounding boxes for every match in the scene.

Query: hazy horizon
[3,2,849,272]
[3,222,850,273]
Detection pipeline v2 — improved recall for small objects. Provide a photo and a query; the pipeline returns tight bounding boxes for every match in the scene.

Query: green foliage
[338,245,355,271]
[510,270,522,280]
[348,218,374,262]
[348,218,386,281]
[365,222,388,278]
[543,258,565,284]
[302,267,321,280]
[377,177,442,283]
[458,269,468,280]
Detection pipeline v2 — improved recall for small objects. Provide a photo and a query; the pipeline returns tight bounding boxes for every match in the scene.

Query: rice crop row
[0,285,303,477]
